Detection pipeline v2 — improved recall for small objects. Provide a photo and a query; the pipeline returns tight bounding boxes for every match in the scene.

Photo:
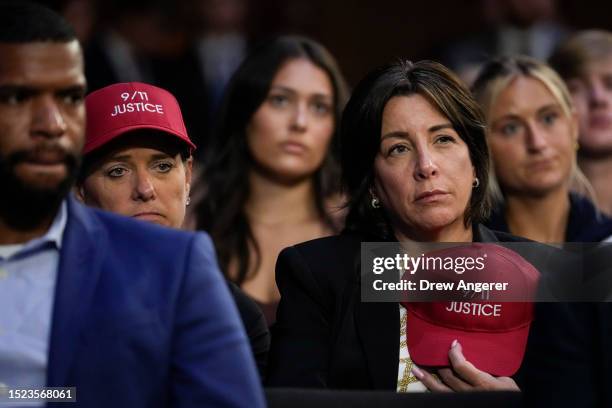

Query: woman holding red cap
[192,36,349,326]
[75,82,270,378]
[266,60,536,392]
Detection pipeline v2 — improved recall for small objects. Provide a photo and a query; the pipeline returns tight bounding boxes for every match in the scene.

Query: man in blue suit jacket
[0,3,264,407]
[45,198,265,407]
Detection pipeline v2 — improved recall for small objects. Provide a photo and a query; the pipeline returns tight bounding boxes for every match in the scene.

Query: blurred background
[35,0,612,158]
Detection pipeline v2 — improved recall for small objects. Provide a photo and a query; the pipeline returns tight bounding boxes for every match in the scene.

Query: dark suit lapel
[47,197,105,386]
[476,224,499,243]
[354,296,400,390]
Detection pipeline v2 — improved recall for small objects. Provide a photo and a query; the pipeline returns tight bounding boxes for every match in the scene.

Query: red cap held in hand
[402,244,539,376]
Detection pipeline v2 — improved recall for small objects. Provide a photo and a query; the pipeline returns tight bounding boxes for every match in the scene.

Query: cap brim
[84,124,196,155]
[406,309,530,377]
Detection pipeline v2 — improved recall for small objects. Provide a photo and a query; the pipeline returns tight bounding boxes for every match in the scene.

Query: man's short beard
[0,151,80,231]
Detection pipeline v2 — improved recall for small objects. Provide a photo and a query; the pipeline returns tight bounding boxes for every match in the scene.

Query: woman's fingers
[437,367,472,391]
[411,365,452,392]
[447,340,520,391]
[447,340,494,387]
[410,341,520,392]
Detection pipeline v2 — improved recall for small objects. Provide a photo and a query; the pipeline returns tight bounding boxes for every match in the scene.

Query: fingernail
[451,339,458,348]
[411,365,424,380]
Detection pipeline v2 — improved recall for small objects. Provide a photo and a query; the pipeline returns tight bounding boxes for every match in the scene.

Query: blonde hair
[471,55,597,205]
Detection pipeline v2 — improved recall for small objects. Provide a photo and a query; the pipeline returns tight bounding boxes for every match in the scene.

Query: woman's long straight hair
[193,35,349,285]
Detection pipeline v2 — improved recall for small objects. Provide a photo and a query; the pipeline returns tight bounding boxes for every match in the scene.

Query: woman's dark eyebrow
[380,131,409,141]
[107,153,174,162]
[381,123,454,140]
[269,85,295,94]
[106,154,131,162]
[428,123,454,133]
[270,85,332,100]
[150,153,174,160]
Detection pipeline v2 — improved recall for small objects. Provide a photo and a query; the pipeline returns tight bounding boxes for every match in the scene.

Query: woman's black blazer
[266,225,608,406]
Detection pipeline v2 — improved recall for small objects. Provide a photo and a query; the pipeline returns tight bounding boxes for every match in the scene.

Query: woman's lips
[526,158,554,172]
[414,190,449,203]
[280,141,307,154]
[132,212,165,223]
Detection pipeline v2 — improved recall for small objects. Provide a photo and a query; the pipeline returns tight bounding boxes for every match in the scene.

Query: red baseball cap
[84,82,196,155]
[401,243,540,376]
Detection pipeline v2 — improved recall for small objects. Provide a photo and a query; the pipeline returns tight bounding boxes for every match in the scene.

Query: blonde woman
[472,56,612,242]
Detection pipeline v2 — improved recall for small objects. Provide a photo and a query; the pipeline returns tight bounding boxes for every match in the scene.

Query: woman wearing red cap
[77,82,196,230]
[75,82,270,378]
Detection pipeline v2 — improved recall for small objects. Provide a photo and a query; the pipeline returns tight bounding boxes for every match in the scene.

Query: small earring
[371,197,380,209]
[574,141,580,151]
[472,178,480,188]
[186,196,191,206]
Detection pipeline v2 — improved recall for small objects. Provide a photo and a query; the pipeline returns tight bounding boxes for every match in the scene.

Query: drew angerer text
[372,279,508,293]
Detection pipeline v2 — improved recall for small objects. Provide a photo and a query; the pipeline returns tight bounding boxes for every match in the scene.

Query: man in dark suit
[0,2,264,407]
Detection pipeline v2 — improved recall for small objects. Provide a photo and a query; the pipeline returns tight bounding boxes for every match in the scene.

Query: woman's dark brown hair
[341,60,491,239]
[194,35,349,284]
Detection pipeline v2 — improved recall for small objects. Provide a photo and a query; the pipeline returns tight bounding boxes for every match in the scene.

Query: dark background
[40,0,612,85]
[34,0,612,153]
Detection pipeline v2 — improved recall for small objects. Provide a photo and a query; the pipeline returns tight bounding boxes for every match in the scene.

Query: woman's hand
[411,340,520,392]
